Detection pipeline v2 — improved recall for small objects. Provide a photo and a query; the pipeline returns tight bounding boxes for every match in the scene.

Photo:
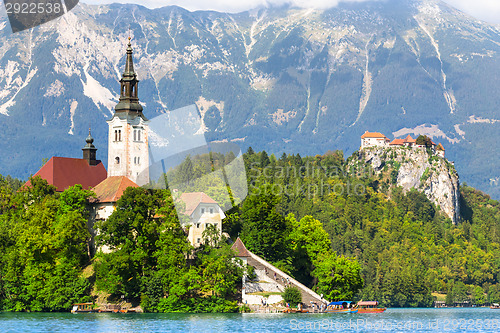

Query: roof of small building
[436,143,445,151]
[389,138,405,146]
[92,176,139,203]
[27,157,107,192]
[231,237,251,257]
[404,135,416,143]
[179,192,218,216]
[361,131,387,139]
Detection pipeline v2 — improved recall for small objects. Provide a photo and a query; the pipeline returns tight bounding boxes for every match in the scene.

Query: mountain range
[0,0,498,198]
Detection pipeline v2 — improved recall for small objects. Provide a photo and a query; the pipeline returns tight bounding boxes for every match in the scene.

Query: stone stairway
[232,237,327,310]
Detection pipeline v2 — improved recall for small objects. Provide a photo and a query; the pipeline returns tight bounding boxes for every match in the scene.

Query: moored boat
[491,303,500,309]
[325,301,357,313]
[71,303,94,313]
[357,301,386,313]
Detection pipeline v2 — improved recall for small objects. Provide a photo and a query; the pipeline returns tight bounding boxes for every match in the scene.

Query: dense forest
[226,148,500,307]
[0,146,499,311]
[0,177,242,312]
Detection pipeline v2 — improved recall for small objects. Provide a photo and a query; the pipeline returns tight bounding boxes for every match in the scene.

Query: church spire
[82,128,98,166]
[114,37,144,117]
[124,37,135,77]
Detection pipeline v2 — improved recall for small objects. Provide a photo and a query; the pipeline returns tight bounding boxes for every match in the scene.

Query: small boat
[491,303,500,309]
[71,303,94,313]
[357,301,386,313]
[325,301,358,313]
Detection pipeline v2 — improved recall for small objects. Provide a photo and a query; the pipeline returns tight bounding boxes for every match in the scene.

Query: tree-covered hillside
[0,145,499,311]
[231,149,500,307]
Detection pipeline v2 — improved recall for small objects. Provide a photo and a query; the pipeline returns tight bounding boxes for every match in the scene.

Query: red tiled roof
[404,135,416,143]
[92,176,139,203]
[436,143,445,151]
[27,157,107,192]
[231,237,251,257]
[389,139,405,145]
[179,192,217,215]
[361,131,387,139]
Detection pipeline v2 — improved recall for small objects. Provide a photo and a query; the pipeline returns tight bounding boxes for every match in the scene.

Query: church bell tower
[107,38,149,186]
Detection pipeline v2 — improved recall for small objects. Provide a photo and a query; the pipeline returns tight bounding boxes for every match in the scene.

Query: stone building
[179,192,224,247]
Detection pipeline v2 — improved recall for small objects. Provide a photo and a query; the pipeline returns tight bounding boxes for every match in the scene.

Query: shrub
[282,286,302,307]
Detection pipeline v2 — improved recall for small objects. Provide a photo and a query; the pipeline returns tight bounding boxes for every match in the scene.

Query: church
[30,38,222,248]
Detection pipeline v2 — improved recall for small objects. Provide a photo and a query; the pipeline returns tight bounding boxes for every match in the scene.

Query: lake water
[1,308,499,332]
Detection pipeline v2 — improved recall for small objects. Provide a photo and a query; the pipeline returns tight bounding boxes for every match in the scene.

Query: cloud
[82,0,500,24]
[82,0,379,13]
[444,0,500,24]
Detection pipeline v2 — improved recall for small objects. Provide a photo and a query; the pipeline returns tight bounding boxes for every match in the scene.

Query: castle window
[201,208,205,214]
[137,157,140,164]
[134,157,137,164]
[197,238,201,244]
[196,223,200,228]
[115,130,118,141]
[209,208,214,214]
[115,157,120,164]
[133,130,137,141]
[137,130,141,141]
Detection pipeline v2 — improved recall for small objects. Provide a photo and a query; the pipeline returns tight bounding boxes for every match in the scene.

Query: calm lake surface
[1,308,499,332]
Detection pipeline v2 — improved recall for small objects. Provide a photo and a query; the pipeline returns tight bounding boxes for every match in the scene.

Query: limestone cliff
[351,147,460,224]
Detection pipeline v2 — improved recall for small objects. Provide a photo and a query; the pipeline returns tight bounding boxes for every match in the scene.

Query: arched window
[115,157,120,164]
[114,130,117,142]
[137,157,140,164]
[133,130,136,141]
[137,130,141,141]
[118,130,122,141]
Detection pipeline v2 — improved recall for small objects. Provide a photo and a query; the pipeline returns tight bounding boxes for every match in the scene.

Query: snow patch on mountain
[68,100,78,135]
[44,80,66,98]
[80,63,117,115]
[393,124,459,144]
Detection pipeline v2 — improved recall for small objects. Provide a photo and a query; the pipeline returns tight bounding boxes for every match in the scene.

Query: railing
[247,249,328,304]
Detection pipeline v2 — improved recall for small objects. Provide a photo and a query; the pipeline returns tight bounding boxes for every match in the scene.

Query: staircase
[232,237,327,310]
[245,251,326,308]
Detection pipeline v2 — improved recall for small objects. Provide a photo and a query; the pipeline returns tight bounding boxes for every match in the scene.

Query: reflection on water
[0,308,499,332]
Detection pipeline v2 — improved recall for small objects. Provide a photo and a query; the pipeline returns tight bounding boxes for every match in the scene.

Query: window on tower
[118,130,122,141]
[138,130,141,141]
[115,157,120,164]
[133,130,136,141]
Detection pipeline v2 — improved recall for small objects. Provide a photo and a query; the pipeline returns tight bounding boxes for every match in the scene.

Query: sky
[81,0,500,25]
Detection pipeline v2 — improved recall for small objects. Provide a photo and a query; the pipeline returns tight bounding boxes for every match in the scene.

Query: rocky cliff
[352,146,460,223]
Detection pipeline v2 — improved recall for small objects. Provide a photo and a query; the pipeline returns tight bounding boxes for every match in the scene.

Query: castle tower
[107,38,149,186]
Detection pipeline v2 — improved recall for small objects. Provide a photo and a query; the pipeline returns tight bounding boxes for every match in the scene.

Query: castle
[31,39,222,248]
[360,131,445,158]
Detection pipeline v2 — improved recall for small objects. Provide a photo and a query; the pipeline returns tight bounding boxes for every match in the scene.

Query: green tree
[283,286,302,307]
[240,186,290,263]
